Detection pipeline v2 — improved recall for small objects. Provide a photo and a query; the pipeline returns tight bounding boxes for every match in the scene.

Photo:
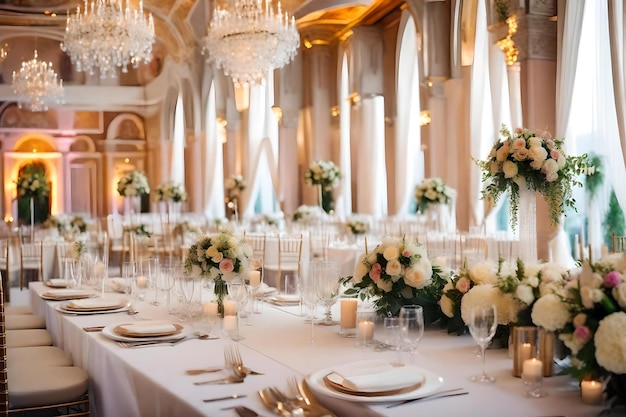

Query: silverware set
[194,345,251,385]
[258,376,337,417]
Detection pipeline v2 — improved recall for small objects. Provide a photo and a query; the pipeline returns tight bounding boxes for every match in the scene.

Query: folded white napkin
[119,322,177,335]
[253,283,277,296]
[275,293,300,302]
[68,299,122,309]
[47,278,69,287]
[331,360,424,392]
[43,289,90,297]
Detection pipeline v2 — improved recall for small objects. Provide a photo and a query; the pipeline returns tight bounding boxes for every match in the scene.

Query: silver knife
[203,394,247,403]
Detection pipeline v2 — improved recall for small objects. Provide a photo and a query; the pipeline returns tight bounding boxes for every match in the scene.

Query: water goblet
[312,261,340,326]
[226,279,249,341]
[122,261,137,313]
[398,305,424,362]
[468,304,498,383]
[139,258,159,305]
[178,274,197,323]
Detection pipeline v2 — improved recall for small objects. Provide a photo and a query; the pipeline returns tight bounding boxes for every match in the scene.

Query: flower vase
[214,277,228,318]
[319,185,334,214]
[425,203,446,233]
[518,189,537,263]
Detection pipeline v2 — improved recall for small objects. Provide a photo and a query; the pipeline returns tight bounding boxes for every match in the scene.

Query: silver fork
[226,344,247,379]
[270,386,304,417]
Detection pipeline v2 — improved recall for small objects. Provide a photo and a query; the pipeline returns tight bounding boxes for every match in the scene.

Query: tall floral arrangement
[533,255,626,407]
[154,181,188,203]
[185,231,252,315]
[345,215,370,235]
[414,177,454,214]
[224,174,246,201]
[15,166,49,199]
[70,216,87,233]
[475,125,587,227]
[117,171,150,197]
[343,236,435,317]
[304,160,342,213]
[291,205,324,223]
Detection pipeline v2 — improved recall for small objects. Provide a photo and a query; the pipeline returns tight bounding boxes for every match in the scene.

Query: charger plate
[323,372,425,397]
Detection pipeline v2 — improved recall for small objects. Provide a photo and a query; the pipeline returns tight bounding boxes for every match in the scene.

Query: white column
[507,63,523,128]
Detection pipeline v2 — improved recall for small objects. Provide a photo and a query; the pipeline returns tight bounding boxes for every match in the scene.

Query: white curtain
[203,82,225,219]
[171,94,185,185]
[356,96,387,217]
[550,0,585,267]
[395,12,421,217]
[335,52,353,219]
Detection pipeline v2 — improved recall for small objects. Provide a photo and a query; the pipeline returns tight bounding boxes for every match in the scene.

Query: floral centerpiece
[154,181,188,203]
[15,167,49,200]
[225,174,246,201]
[292,205,324,223]
[342,236,438,318]
[42,216,61,230]
[184,231,252,315]
[414,177,454,214]
[70,216,87,233]
[345,215,370,235]
[304,160,341,213]
[67,241,85,260]
[117,171,150,197]
[475,125,587,228]
[534,255,626,408]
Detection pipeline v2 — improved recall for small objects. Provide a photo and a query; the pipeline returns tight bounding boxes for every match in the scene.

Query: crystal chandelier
[11,50,64,112]
[61,0,155,79]
[203,0,300,87]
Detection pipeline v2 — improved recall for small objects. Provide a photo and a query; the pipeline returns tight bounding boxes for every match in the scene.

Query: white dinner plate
[101,322,191,343]
[306,362,444,403]
[54,303,130,315]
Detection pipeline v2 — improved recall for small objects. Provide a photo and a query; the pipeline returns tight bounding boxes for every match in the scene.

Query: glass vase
[214,277,228,318]
[518,189,537,262]
[318,185,334,214]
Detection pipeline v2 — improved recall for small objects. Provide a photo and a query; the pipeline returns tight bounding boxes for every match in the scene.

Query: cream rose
[385,259,402,276]
[612,283,626,309]
[404,265,428,289]
[502,160,518,178]
[382,246,399,261]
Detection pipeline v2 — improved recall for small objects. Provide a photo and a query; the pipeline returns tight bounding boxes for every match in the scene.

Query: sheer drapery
[394,12,422,217]
[171,94,185,185]
[203,82,225,219]
[335,51,353,219]
[550,0,585,267]
[356,95,387,217]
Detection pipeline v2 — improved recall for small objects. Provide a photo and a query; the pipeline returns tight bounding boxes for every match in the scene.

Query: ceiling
[0,0,404,61]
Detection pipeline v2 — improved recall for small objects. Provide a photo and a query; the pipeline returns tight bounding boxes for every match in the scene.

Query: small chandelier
[61,0,155,79]
[203,0,300,87]
[12,50,64,112]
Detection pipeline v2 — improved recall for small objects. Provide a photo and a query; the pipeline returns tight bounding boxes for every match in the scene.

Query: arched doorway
[16,161,51,224]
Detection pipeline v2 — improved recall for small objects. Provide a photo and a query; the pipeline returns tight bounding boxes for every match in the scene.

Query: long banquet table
[29,281,605,417]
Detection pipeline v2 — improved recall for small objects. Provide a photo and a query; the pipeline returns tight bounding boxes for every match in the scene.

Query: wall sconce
[271,106,283,124]
[330,106,340,117]
[303,38,313,49]
[420,110,431,126]
[347,93,361,107]
[234,83,250,112]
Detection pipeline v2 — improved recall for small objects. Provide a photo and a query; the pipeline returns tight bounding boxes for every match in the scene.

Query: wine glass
[139,258,159,305]
[122,261,137,314]
[178,274,197,323]
[398,305,424,362]
[312,261,340,326]
[468,304,498,383]
[248,257,263,314]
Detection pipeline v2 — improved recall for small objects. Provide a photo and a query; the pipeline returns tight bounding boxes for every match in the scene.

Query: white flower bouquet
[304,160,341,187]
[345,215,370,235]
[184,231,252,282]
[117,171,150,197]
[224,174,246,201]
[414,177,454,214]
[344,236,434,317]
[15,169,49,199]
[154,181,188,203]
[292,205,324,223]
[70,216,87,233]
[475,125,588,227]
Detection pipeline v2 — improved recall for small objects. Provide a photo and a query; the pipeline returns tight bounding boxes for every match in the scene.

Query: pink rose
[219,259,234,273]
[604,271,622,288]
[369,263,382,281]
[573,325,590,341]
[515,127,523,134]
[402,249,411,257]
[550,149,560,160]
[455,277,471,293]
[546,139,555,149]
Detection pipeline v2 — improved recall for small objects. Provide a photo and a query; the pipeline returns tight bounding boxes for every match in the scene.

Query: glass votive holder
[512,326,538,378]
[356,310,376,348]
[339,298,358,338]
[382,317,400,350]
[222,314,240,340]
[521,358,547,398]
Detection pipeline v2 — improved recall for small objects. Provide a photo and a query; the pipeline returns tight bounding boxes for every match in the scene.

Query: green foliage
[583,153,604,198]
[603,189,625,248]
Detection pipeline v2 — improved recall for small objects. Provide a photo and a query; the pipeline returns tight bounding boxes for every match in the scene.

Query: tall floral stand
[425,203,448,234]
[318,185,334,214]
[518,189,537,263]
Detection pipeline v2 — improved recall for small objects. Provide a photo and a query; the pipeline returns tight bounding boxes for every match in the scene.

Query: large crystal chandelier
[61,0,155,79]
[11,50,64,112]
[203,0,299,86]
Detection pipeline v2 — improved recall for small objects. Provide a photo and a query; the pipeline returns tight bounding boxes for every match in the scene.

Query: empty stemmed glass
[139,258,159,305]
[226,279,249,341]
[178,274,197,323]
[312,261,340,326]
[398,305,424,362]
[468,304,498,383]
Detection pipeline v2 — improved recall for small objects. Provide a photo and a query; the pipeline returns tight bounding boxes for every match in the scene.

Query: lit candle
[203,302,218,317]
[520,342,532,364]
[357,320,374,342]
[223,300,237,316]
[340,299,357,329]
[136,275,148,289]
[249,270,261,287]
[522,358,543,382]
[581,380,603,405]
[223,315,238,331]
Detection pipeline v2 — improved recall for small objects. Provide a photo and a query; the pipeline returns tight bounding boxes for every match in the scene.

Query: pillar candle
[522,358,543,382]
[223,300,237,316]
[340,299,357,329]
[136,275,148,289]
[249,270,261,287]
[357,320,374,341]
[203,302,218,316]
[520,342,532,364]
[581,380,603,405]
[223,315,238,331]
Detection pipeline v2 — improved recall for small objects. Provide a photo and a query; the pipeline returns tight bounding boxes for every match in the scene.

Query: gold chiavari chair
[19,242,42,291]
[264,234,302,292]
[243,232,267,262]
[611,232,626,253]
[0,239,19,303]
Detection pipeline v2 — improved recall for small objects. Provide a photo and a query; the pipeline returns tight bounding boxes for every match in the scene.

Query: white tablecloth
[29,282,604,417]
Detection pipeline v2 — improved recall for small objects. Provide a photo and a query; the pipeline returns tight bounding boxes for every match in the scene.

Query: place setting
[39,288,98,301]
[54,298,131,315]
[100,320,194,347]
[44,278,70,288]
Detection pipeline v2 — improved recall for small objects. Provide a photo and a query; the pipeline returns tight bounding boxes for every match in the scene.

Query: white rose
[496,143,510,162]
[527,276,539,288]
[352,258,369,284]
[468,261,498,285]
[386,259,402,276]
[404,265,428,289]
[382,246,399,261]
[502,161,518,178]
[516,284,535,305]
